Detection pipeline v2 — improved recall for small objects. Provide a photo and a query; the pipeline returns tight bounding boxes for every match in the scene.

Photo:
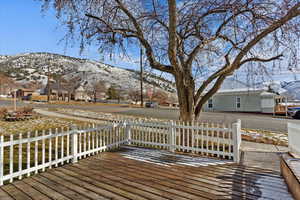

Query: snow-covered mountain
[270,81,300,100]
[0,52,176,93]
[212,77,300,100]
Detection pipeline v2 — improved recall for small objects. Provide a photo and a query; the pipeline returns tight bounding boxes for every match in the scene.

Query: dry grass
[242,128,288,146]
[0,117,88,136]
[1,120,111,182]
[0,97,13,101]
[47,100,142,108]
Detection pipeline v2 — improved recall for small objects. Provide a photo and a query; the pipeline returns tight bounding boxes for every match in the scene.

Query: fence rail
[0,120,241,185]
[128,120,241,161]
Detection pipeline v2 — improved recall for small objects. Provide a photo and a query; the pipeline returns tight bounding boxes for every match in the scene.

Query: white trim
[214,89,264,96]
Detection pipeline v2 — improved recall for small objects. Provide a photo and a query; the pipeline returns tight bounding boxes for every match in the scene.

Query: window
[275,98,283,104]
[236,97,241,108]
[208,98,213,108]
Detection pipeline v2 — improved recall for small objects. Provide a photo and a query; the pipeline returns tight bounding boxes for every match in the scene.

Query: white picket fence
[0,122,127,185]
[128,120,241,161]
[0,120,241,185]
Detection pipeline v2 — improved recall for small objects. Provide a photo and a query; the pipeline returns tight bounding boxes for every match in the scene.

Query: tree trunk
[68,92,71,102]
[174,71,195,122]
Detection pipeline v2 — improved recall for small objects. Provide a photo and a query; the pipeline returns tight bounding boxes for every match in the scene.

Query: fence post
[71,125,78,163]
[288,123,300,156]
[232,119,241,163]
[169,121,175,152]
[0,135,3,185]
[125,121,131,145]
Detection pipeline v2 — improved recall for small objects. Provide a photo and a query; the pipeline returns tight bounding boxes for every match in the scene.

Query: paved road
[114,108,299,133]
[1,100,299,132]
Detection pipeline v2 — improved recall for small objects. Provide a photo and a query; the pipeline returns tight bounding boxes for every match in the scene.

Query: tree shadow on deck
[216,165,263,199]
[119,146,233,167]
[216,151,293,199]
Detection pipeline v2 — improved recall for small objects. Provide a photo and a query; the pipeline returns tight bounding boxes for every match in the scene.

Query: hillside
[0,52,176,93]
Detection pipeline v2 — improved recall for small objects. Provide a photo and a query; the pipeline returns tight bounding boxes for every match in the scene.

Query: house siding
[203,92,262,112]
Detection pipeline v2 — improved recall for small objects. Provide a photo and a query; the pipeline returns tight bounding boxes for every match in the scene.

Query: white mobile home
[202,78,280,114]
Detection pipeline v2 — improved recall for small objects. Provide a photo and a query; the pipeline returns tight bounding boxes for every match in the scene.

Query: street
[1,100,299,132]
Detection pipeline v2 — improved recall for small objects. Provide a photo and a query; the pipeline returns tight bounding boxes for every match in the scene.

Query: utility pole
[140,46,144,107]
[13,90,17,111]
[285,96,288,118]
[47,61,51,102]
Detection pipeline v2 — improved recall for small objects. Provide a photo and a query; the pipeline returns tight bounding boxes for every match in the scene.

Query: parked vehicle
[31,95,48,102]
[145,101,159,108]
[287,107,300,119]
[21,95,31,101]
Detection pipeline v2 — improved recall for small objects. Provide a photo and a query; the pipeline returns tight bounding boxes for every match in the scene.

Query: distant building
[74,86,90,101]
[43,83,69,101]
[202,78,282,114]
[43,83,94,102]
[16,88,38,98]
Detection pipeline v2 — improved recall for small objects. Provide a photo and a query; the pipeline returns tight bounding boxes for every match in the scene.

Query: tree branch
[194,75,227,118]
[240,54,283,66]
[114,0,175,74]
[231,3,300,70]
[167,0,178,69]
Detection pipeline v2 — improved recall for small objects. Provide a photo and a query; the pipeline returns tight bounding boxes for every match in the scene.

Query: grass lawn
[0,116,100,183]
[47,100,141,107]
[0,117,89,136]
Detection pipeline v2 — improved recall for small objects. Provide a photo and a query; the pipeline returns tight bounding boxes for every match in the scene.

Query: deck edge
[280,153,300,200]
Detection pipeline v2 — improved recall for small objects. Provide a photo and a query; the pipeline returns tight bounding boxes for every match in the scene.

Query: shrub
[0,108,8,119]
[17,106,34,114]
[22,106,34,113]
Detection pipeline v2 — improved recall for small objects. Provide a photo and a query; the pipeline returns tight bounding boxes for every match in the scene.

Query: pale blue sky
[0,0,139,70]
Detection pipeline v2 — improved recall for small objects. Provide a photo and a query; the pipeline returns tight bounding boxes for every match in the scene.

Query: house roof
[218,77,251,91]
[18,88,35,92]
[208,78,300,99]
[203,77,268,95]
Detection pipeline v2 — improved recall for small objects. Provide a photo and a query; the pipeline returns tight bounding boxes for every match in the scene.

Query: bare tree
[41,0,300,121]
[61,77,80,102]
[128,89,141,104]
[107,84,123,103]
[52,70,65,100]
[152,90,168,105]
[0,73,17,95]
[87,79,106,103]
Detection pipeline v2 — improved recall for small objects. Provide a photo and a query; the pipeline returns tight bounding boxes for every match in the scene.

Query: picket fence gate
[0,119,241,185]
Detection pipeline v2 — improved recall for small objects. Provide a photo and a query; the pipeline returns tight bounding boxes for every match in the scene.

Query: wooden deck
[0,146,293,200]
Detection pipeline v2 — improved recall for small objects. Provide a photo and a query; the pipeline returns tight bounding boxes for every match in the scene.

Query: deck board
[1,184,31,200]
[32,175,89,200]
[13,180,52,200]
[0,146,294,200]
[84,157,230,199]
[40,172,108,200]
[22,177,71,200]
[93,154,271,199]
